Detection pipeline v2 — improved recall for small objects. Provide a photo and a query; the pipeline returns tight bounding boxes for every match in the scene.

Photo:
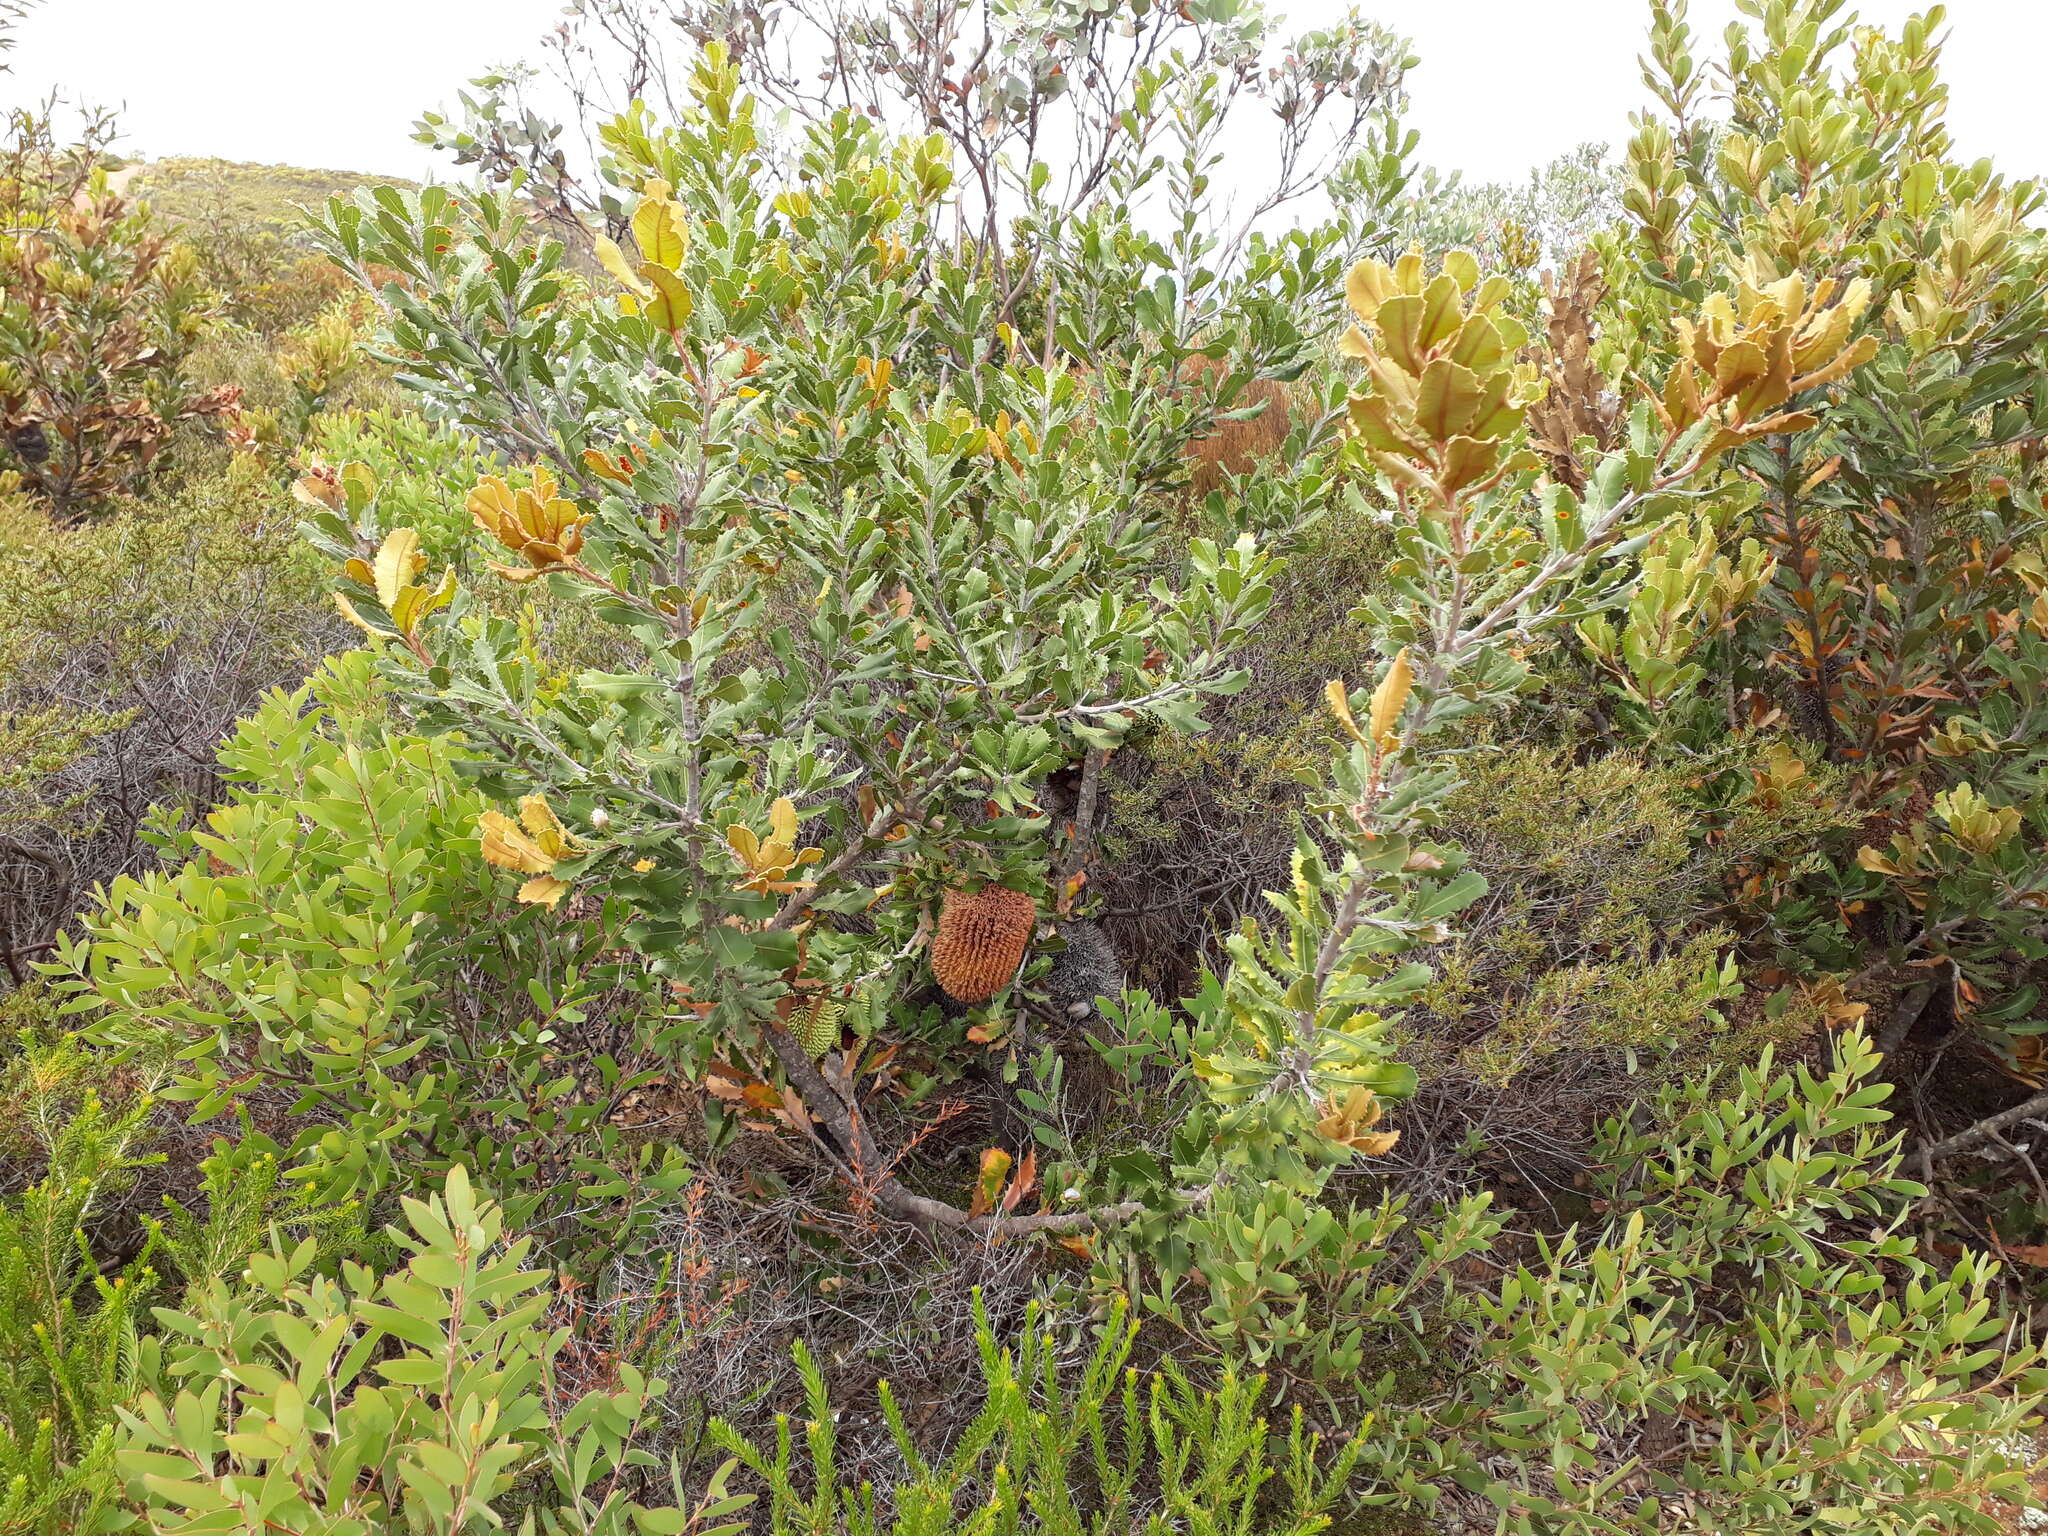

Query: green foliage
[713,1295,1363,1536]
[1615,0,2048,1045]
[310,408,504,569]
[120,1165,744,1536]
[151,1137,365,1297]
[1351,1029,2044,1533]
[130,158,406,335]
[115,1161,1367,1536]
[1391,142,1623,280]
[294,12,1876,1247]
[0,460,337,974]
[0,1017,162,1536]
[1117,1178,1491,1408]
[1413,744,1829,1090]
[61,653,682,1248]
[6,14,2042,1536]
[301,42,1341,1228]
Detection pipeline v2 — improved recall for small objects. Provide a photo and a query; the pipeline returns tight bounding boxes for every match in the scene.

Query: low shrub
[0,460,339,978]
[0,1021,158,1535]
[1385,741,1848,1185]
[62,653,680,1254]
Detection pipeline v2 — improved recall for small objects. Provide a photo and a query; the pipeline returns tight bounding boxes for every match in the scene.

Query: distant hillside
[119,157,417,237]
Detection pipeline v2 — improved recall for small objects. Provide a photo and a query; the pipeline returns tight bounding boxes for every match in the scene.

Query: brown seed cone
[931,885,1036,1003]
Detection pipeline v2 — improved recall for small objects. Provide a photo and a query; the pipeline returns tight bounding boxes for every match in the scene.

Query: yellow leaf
[334,593,388,637]
[479,811,557,875]
[517,874,572,909]
[1415,274,1465,350]
[594,234,651,296]
[388,585,426,634]
[518,793,567,846]
[1367,648,1413,751]
[1414,358,1485,443]
[640,261,692,331]
[632,191,688,271]
[372,528,422,612]
[769,797,798,848]
[1325,679,1366,745]
[969,1147,1012,1219]
[1344,258,1391,324]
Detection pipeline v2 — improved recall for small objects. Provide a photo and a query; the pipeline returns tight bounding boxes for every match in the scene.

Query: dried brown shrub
[1524,250,1624,493]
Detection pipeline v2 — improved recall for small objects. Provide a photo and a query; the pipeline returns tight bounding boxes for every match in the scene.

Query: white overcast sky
[9,1,2046,187]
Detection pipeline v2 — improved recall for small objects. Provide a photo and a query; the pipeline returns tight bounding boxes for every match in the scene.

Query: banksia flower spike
[931,885,1036,1003]
[790,994,845,1057]
[468,466,592,581]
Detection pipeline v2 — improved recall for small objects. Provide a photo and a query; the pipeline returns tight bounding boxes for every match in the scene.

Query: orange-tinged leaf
[1001,1149,1039,1212]
[293,471,344,511]
[1437,434,1503,495]
[1713,338,1768,392]
[1798,455,1842,496]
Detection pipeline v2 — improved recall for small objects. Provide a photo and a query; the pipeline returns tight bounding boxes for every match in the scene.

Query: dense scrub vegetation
[4,0,2048,1530]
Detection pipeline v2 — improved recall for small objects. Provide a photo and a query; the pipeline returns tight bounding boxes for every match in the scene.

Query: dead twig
[1921,1085,2048,1162]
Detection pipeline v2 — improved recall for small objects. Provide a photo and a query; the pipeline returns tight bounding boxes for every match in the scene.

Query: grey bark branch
[1922,1085,2048,1162]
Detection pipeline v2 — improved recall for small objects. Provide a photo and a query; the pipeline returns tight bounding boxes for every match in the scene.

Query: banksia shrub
[931,885,1036,1003]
